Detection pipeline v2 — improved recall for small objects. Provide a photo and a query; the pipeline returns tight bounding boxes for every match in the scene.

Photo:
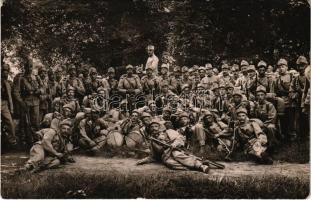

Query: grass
[1,169,309,199]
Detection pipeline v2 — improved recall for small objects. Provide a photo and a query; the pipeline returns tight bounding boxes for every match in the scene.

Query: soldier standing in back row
[274,58,295,141]
[13,59,41,147]
[2,63,17,147]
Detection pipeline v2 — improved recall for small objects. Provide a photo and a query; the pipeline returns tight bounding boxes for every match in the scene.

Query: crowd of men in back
[1,45,310,173]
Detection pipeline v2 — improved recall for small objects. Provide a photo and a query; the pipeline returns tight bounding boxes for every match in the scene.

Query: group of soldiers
[1,45,310,173]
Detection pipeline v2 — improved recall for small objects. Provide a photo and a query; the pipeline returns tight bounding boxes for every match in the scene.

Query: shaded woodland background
[1,0,310,73]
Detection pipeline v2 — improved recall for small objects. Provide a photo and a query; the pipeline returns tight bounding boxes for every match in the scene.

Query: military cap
[89,67,97,74]
[296,56,308,65]
[38,66,47,72]
[97,86,106,92]
[194,84,203,90]
[198,66,206,71]
[147,45,155,50]
[212,68,219,74]
[205,63,213,70]
[132,109,140,115]
[2,64,10,71]
[188,68,194,73]
[247,65,256,72]
[257,60,267,68]
[67,86,75,92]
[149,119,161,126]
[226,82,235,89]
[161,80,169,87]
[211,83,219,91]
[174,65,181,72]
[256,85,267,94]
[63,103,75,112]
[202,109,212,117]
[84,108,92,114]
[120,99,128,105]
[218,82,226,89]
[141,112,152,118]
[108,67,115,73]
[148,100,156,106]
[232,64,240,71]
[181,66,189,73]
[55,67,63,72]
[236,107,248,115]
[221,64,229,70]
[161,63,169,69]
[181,84,190,90]
[126,64,134,70]
[68,65,76,71]
[232,89,243,97]
[192,65,199,70]
[277,58,288,66]
[59,119,73,127]
[163,106,171,113]
[179,112,189,119]
[240,60,249,67]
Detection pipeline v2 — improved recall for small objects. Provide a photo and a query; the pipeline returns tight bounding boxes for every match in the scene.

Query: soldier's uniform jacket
[118,74,142,93]
[60,76,85,97]
[168,76,182,94]
[2,79,14,112]
[182,76,194,90]
[79,118,108,141]
[52,96,80,114]
[107,77,119,95]
[274,73,292,107]
[84,78,109,95]
[150,129,185,157]
[203,121,228,136]
[235,75,248,93]
[218,74,235,86]
[253,100,277,125]
[37,76,50,111]
[13,74,40,106]
[141,75,160,95]
[36,128,66,156]
[256,76,275,93]
[236,120,264,144]
[289,75,307,107]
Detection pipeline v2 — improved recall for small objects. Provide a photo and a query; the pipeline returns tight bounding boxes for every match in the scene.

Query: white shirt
[146,54,159,74]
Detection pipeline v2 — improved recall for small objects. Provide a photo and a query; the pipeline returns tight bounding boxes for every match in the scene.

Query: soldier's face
[91,72,97,79]
[227,87,234,95]
[222,69,229,76]
[199,70,205,77]
[108,72,115,78]
[267,66,273,72]
[256,92,266,102]
[258,67,266,76]
[131,112,139,121]
[233,95,242,103]
[161,68,168,75]
[219,88,226,95]
[63,108,72,118]
[278,65,287,74]
[248,70,256,77]
[150,123,160,134]
[163,111,171,119]
[127,68,133,75]
[206,69,213,76]
[147,49,154,56]
[142,116,152,125]
[146,69,153,76]
[179,117,189,126]
[39,71,47,79]
[161,85,168,93]
[237,113,247,123]
[203,115,214,124]
[60,125,72,136]
[149,104,157,112]
[2,69,9,79]
[67,90,75,99]
[69,69,76,77]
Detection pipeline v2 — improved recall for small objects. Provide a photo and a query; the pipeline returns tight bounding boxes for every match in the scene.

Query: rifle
[147,136,225,169]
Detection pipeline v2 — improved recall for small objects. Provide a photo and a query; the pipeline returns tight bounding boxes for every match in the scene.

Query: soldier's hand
[55,153,64,158]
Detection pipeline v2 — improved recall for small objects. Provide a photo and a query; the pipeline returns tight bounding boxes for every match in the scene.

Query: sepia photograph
[1,0,310,198]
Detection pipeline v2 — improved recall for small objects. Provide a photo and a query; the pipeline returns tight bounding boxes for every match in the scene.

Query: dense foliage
[1,0,310,72]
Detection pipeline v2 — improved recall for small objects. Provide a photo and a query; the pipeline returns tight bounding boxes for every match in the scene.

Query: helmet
[296,56,308,65]
[161,64,169,69]
[240,60,249,67]
[277,58,288,66]
[257,60,267,68]
[141,112,152,118]
[126,65,134,70]
[256,85,267,94]
[236,107,248,115]
[89,67,97,74]
[108,67,115,73]
[205,63,213,70]
[59,118,73,127]
[181,66,189,73]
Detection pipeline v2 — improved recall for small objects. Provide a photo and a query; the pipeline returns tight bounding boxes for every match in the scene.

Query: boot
[199,164,209,174]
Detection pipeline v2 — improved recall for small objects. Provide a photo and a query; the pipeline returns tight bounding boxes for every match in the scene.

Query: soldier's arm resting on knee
[42,131,62,157]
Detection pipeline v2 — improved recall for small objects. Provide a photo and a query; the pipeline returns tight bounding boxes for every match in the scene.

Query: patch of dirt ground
[1,152,309,180]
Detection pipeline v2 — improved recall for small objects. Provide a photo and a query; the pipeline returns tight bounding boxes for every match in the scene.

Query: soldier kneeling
[23,119,75,173]
[235,107,273,164]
